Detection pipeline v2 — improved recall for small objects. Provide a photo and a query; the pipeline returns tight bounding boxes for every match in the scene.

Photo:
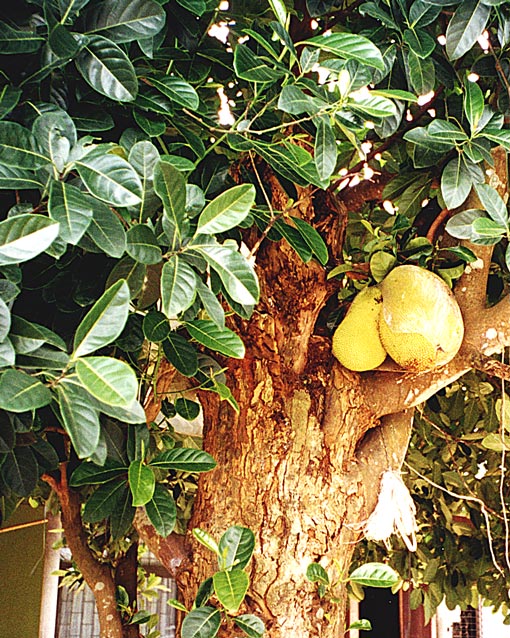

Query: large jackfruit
[378,265,464,372]
[332,286,387,371]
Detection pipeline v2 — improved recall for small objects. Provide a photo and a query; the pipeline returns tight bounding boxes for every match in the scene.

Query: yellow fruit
[378,265,464,372]
[332,287,387,371]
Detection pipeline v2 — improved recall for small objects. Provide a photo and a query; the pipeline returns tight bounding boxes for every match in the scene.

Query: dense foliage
[3,0,510,635]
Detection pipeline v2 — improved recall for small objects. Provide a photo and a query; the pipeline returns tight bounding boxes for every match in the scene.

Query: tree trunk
[177,225,408,636]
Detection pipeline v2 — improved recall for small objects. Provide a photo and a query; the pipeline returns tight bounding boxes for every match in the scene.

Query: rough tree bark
[136,149,510,638]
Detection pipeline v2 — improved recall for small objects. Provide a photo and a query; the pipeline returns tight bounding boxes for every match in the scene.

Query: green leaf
[128,459,155,506]
[145,484,177,536]
[445,208,485,239]
[32,111,76,173]
[348,619,372,631]
[161,255,197,318]
[0,297,10,343]
[194,240,259,306]
[149,448,216,472]
[76,35,138,102]
[278,85,324,115]
[306,563,330,584]
[348,94,397,119]
[195,279,225,330]
[85,199,127,258]
[75,356,138,407]
[175,397,201,420]
[314,115,337,182]
[0,165,44,190]
[291,217,328,265]
[197,185,256,235]
[234,45,286,83]
[403,28,436,59]
[218,526,255,571]
[445,0,490,60]
[441,155,473,209]
[56,377,101,458]
[0,215,59,266]
[154,160,186,235]
[464,80,485,131]
[126,224,162,264]
[162,333,198,377]
[428,119,469,143]
[185,320,245,358]
[268,0,287,27]
[0,22,44,55]
[10,316,66,353]
[181,607,221,638]
[48,24,83,59]
[193,529,220,555]
[406,49,435,95]
[234,615,266,638]
[110,486,135,539]
[474,183,508,226]
[213,570,249,613]
[48,180,93,245]
[471,216,506,239]
[0,413,14,452]
[73,280,130,358]
[349,562,400,588]
[479,128,510,150]
[82,480,127,523]
[0,122,50,170]
[0,369,51,412]
[304,33,384,70]
[70,460,128,486]
[149,74,199,110]
[75,149,142,206]
[85,0,166,43]
[2,447,38,496]
[143,310,170,342]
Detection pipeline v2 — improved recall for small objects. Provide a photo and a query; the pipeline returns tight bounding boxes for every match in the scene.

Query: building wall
[0,503,46,638]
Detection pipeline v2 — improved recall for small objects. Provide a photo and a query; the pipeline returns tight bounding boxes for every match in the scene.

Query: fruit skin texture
[378,265,464,372]
[332,286,387,371]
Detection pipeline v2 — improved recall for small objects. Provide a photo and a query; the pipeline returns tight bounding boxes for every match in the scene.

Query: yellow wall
[0,503,46,638]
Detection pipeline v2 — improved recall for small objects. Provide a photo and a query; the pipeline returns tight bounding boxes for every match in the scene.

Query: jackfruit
[378,265,464,372]
[332,286,387,371]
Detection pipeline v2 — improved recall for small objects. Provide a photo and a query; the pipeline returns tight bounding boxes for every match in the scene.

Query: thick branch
[42,466,123,638]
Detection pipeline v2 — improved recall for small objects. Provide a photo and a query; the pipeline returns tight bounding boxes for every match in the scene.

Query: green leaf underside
[128,459,156,506]
[213,570,250,612]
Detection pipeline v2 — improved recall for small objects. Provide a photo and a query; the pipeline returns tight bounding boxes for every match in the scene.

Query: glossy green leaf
[445,0,490,60]
[349,562,400,588]
[0,165,44,190]
[70,460,128,486]
[85,199,127,258]
[479,128,510,150]
[348,94,397,119]
[181,607,221,638]
[428,119,469,143]
[234,45,286,82]
[314,115,337,182]
[126,224,162,264]
[143,310,170,342]
[218,526,255,571]
[406,49,435,95]
[32,111,76,173]
[162,333,198,377]
[474,183,508,226]
[75,149,142,206]
[149,74,199,110]
[76,35,138,101]
[128,140,160,179]
[213,570,249,613]
[441,155,473,209]
[464,80,485,131]
[2,447,38,496]
[56,377,101,458]
[82,480,127,522]
[197,185,255,235]
[195,279,225,329]
[145,484,177,536]
[110,486,135,539]
[48,180,93,244]
[161,255,197,318]
[175,0,206,14]
[85,0,166,43]
[0,369,51,412]
[445,208,485,239]
[234,615,266,638]
[75,356,138,407]
[471,216,506,239]
[193,239,259,306]
[193,528,220,555]
[403,28,436,58]
[0,22,44,54]
[150,448,216,472]
[154,160,186,234]
[0,121,50,170]
[128,459,155,506]
[306,562,330,584]
[0,215,59,266]
[349,619,372,631]
[48,24,83,59]
[185,320,245,358]
[73,280,130,358]
[291,217,328,265]
[278,85,324,115]
[0,297,10,344]
[304,33,384,70]
[175,397,201,420]
[0,412,14,452]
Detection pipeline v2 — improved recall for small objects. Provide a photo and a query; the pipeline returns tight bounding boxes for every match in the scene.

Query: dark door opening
[358,587,400,637]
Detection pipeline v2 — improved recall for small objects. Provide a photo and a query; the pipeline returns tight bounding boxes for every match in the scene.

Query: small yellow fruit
[378,265,464,372]
[332,287,387,371]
